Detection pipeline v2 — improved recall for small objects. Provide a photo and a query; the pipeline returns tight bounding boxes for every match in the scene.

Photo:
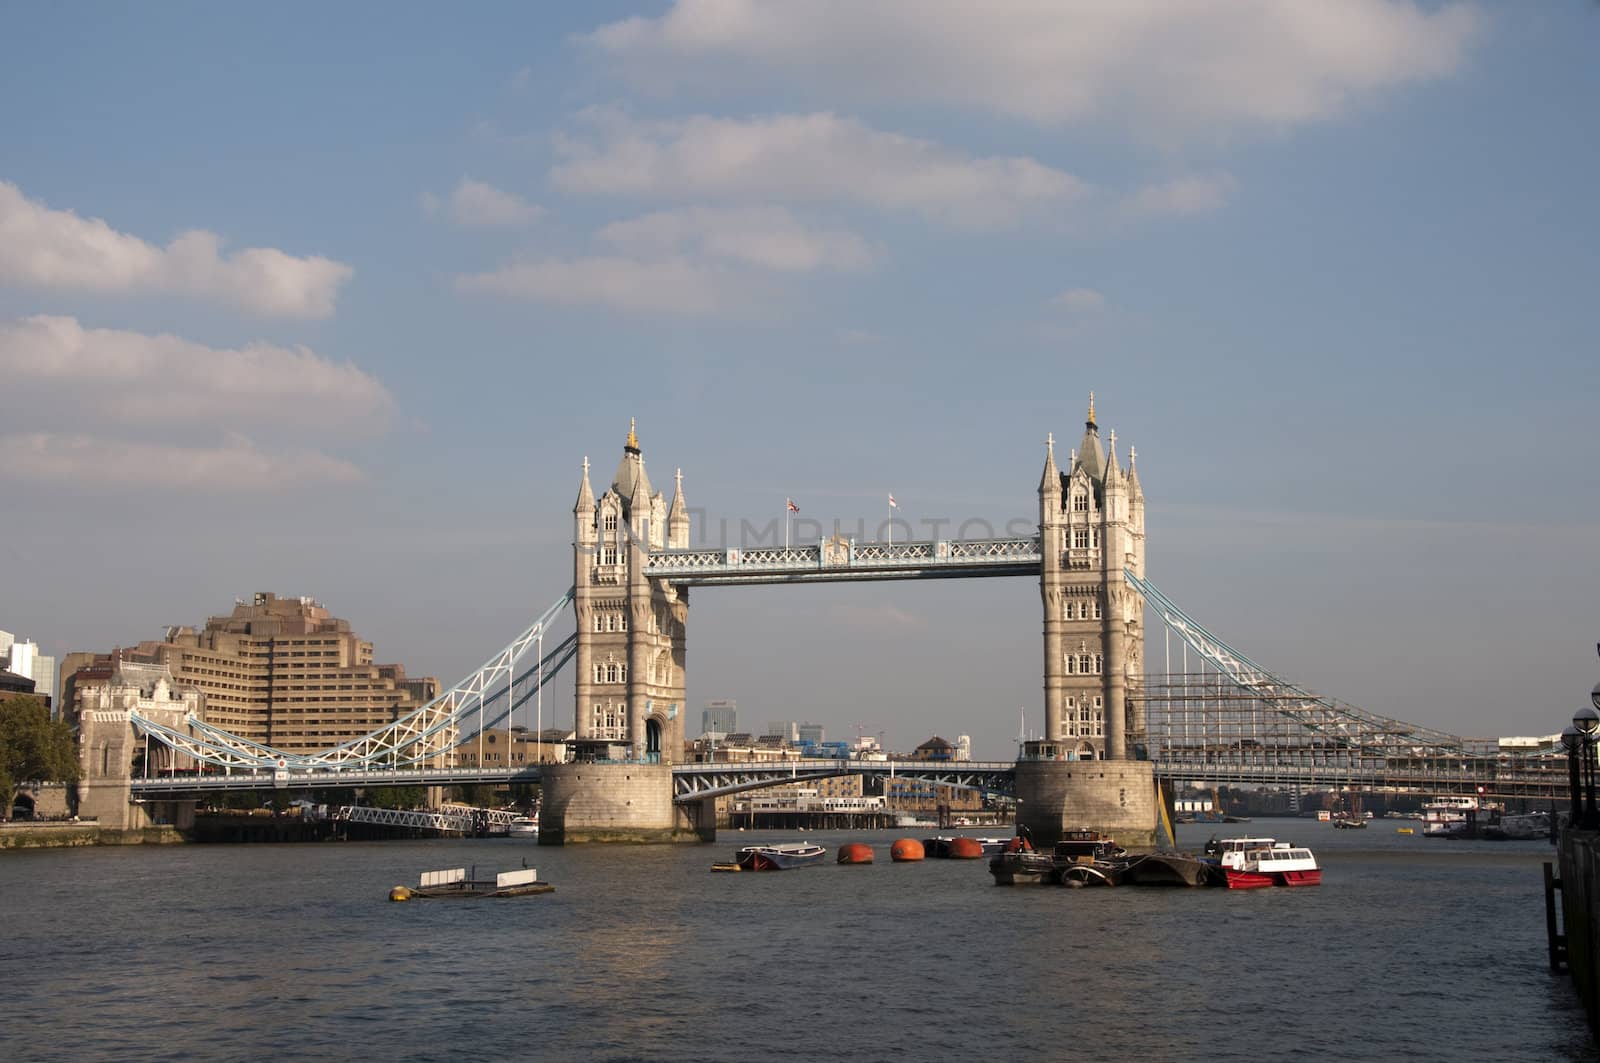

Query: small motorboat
[507,816,540,839]
[735,843,828,870]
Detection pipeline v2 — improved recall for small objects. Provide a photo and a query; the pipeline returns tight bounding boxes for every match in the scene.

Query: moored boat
[507,816,540,839]
[989,828,1054,885]
[1481,810,1551,840]
[1119,852,1225,887]
[1050,829,1128,886]
[735,842,828,870]
[1222,843,1321,889]
[389,865,553,900]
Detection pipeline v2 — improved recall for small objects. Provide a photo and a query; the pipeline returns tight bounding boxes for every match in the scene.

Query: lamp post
[1562,726,1583,829]
[1575,707,1599,829]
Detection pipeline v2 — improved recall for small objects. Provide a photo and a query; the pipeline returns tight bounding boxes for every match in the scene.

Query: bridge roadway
[128,755,1571,802]
[644,537,1042,585]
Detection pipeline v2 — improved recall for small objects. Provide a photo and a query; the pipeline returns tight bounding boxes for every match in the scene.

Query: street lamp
[1562,726,1583,828]
[1591,681,1600,713]
[1575,707,1599,828]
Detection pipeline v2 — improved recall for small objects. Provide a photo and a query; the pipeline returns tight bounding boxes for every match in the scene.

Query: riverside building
[64,593,439,758]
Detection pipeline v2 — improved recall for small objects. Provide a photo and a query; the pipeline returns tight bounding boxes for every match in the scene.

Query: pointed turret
[574,456,597,545]
[1103,428,1123,485]
[575,455,594,513]
[668,468,690,549]
[1074,392,1105,484]
[1127,444,1142,500]
[1038,432,1060,495]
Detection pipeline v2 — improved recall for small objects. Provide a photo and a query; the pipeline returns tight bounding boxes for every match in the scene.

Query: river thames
[1,823,1594,1062]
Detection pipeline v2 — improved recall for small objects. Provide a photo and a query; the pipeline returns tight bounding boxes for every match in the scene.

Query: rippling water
[2,823,1595,1062]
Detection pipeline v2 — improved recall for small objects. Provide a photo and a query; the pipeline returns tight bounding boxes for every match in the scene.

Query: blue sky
[2,2,1596,758]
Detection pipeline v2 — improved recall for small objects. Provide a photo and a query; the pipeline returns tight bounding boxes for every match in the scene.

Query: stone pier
[1013,758,1158,849]
[538,763,707,845]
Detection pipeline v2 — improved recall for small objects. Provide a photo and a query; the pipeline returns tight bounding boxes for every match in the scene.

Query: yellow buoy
[1396,827,1414,835]
[389,885,413,901]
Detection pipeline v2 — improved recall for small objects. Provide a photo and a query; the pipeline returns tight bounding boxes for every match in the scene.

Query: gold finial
[626,417,638,450]
[1086,391,1096,425]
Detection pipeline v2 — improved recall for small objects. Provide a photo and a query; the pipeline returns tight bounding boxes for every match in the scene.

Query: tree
[0,695,78,820]
[365,786,425,810]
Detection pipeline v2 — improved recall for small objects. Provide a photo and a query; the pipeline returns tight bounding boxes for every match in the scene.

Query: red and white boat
[1221,840,1321,889]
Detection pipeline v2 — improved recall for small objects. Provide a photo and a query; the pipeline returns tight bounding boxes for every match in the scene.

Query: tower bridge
[91,399,1565,843]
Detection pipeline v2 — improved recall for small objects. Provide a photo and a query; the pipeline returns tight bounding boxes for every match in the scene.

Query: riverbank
[0,821,185,850]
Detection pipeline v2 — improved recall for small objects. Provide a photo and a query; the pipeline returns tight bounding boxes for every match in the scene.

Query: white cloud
[1051,288,1106,312]
[585,0,1480,138]
[552,109,1087,228]
[457,256,740,316]
[425,177,544,227]
[596,205,875,272]
[1121,173,1237,218]
[0,315,395,434]
[0,181,352,319]
[0,433,363,491]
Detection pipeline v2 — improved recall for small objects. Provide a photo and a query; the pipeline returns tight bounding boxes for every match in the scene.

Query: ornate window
[593,614,604,633]
[1063,601,1076,621]
[1072,529,1089,549]
[1093,653,1103,674]
[1090,528,1100,548]
[603,512,618,533]
[1079,653,1093,674]
[1066,655,1077,674]
[1091,597,1102,620]
[618,612,628,632]
[601,545,619,565]
[1072,492,1088,513]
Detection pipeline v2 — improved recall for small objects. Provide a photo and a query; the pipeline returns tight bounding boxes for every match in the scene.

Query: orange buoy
[890,837,925,862]
[837,842,875,864]
[948,836,985,859]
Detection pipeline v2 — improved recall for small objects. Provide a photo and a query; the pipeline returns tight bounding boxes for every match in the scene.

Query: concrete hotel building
[67,593,439,757]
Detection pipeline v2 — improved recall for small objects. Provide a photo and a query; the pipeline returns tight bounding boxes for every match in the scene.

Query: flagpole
[784,500,790,549]
[887,495,892,546]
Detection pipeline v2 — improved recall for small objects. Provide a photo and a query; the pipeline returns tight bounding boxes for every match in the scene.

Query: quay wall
[1558,830,1600,1039]
[0,822,185,850]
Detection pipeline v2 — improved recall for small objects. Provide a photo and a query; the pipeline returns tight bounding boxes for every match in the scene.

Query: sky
[1,2,1596,759]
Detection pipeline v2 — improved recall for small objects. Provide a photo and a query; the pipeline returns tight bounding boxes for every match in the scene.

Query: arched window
[1093,653,1103,674]
[593,614,604,633]
[1091,597,1102,620]
[1066,655,1076,674]
[1063,601,1075,621]
[1079,653,1092,674]
[617,612,627,632]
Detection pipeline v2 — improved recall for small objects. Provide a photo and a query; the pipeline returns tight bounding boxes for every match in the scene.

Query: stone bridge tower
[1039,394,1147,760]
[571,422,690,764]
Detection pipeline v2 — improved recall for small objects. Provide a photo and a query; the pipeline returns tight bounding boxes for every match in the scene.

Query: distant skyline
[2,3,1596,759]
